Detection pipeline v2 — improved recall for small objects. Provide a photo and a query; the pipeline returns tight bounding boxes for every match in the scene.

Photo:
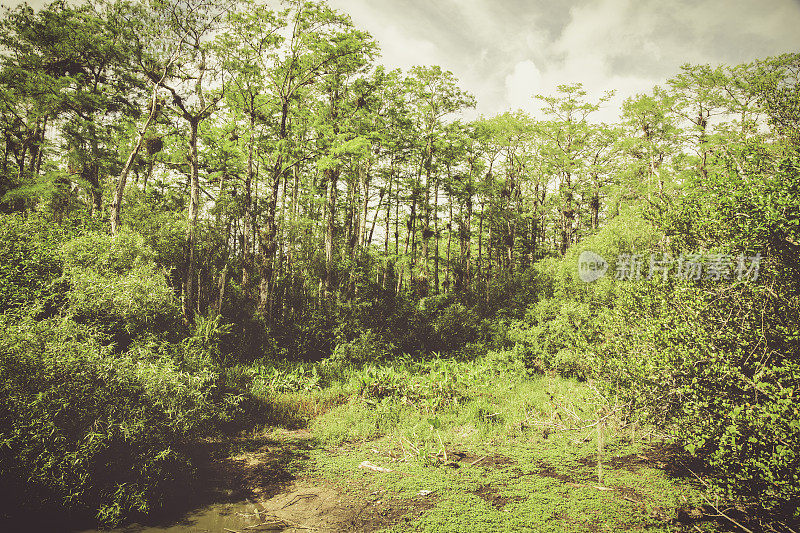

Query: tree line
[1,0,797,332]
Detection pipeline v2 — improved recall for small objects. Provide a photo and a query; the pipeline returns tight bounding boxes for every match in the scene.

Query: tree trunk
[323,167,338,300]
[477,198,484,284]
[259,161,281,320]
[433,172,440,293]
[383,166,393,290]
[111,83,160,235]
[446,190,453,291]
[242,110,255,295]
[420,141,432,295]
[183,117,200,323]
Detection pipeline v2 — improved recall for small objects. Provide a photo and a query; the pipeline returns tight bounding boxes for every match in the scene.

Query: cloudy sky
[325,0,800,121]
[5,0,800,121]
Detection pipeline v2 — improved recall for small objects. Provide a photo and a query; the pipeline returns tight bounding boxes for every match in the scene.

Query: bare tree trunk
[323,167,338,300]
[433,173,440,294]
[420,141,432,295]
[111,35,182,235]
[560,173,573,255]
[368,187,383,246]
[446,191,452,291]
[183,117,200,323]
[242,110,255,295]
[465,193,472,290]
[382,166,393,289]
[111,87,159,235]
[259,162,281,320]
[217,264,228,316]
[477,198,484,284]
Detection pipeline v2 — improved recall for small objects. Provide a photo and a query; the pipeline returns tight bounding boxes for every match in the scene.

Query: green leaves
[60,229,179,338]
[0,315,225,525]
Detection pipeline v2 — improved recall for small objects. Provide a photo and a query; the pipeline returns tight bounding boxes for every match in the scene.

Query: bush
[0,211,97,314]
[329,329,395,368]
[0,315,229,526]
[503,298,598,379]
[60,230,181,342]
[430,301,480,352]
[595,276,800,515]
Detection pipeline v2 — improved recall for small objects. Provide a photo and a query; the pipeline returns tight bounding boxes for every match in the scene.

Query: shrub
[60,230,180,341]
[430,301,480,352]
[503,298,598,378]
[329,329,395,368]
[0,315,229,526]
[595,277,800,515]
[0,211,95,313]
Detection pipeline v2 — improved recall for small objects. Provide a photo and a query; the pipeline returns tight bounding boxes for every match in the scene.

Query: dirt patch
[510,460,586,484]
[473,484,524,510]
[69,430,437,533]
[251,479,437,532]
[532,461,579,484]
[192,431,436,532]
[448,449,515,468]
[346,492,437,531]
[186,429,315,504]
[577,442,712,480]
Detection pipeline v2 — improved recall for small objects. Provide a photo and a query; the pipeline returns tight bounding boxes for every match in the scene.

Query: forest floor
[75,373,738,532]
[152,424,725,533]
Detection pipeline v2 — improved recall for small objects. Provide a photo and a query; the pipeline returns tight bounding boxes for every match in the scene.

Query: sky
[5,0,800,122]
[324,0,800,122]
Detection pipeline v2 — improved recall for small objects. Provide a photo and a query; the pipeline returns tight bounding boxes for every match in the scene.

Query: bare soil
[132,429,434,533]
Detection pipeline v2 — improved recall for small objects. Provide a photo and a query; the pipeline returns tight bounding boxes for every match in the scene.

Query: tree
[619,90,680,216]
[214,0,284,299]
[0,0,138,217]
[536,83,613,254]
[130,0,229,322]
[406,66,474,294]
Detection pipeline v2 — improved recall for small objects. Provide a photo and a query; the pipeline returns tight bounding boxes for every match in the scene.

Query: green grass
[275,357,719,532]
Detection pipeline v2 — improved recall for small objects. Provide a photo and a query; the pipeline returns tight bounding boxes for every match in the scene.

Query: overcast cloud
[5,0,800,122]
[327,0,800,121]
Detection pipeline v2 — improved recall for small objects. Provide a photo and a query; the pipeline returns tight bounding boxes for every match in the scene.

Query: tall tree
[536,83,612,254]
[132,0,228,322]
[406,66,474,293]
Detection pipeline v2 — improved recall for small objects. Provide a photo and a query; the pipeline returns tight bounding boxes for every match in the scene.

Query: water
[73,499,271,533]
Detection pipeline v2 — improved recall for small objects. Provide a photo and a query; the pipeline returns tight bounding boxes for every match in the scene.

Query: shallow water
[73,499,270,533]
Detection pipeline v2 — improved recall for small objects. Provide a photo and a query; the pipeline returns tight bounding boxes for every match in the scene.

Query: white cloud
[328,0,443,71]
[373,24,439,71]
[505,60,543,114]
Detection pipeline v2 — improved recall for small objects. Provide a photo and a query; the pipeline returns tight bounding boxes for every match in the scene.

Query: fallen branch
[469,455,487,466]
[359,460,393,473]
[683,466,754,533]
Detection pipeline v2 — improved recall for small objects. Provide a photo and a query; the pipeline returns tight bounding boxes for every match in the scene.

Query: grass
[241,355,720,531]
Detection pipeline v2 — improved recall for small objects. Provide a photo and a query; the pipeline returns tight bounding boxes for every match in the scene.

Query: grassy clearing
[242,356,720,532]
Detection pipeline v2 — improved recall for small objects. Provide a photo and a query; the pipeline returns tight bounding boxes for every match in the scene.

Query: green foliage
[183,313,233,366]
[428,300,481,352]
[345,358,479,413]
[0,1,798,524]
[0,211,95,313]
[0,315,230,526]
[586,139,800,512]
[60,229,180,340]
[594,277,800,514]
[501,299,596,380]
[121,203,188,271]
[248,362,322,396]
[330,329,395,367]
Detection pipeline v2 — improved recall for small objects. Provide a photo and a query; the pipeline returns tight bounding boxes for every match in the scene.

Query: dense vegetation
[0,0,798,528]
